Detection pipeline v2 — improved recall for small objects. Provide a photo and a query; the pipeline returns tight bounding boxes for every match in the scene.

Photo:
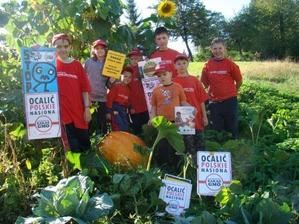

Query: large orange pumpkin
[98,131,148,168]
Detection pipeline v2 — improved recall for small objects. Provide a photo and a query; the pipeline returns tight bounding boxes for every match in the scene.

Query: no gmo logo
[167,200,179,212]
[206,174,223,191]
[35,116,52,132]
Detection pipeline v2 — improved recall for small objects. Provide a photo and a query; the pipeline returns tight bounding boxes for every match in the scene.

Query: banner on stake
[21,48,61,140]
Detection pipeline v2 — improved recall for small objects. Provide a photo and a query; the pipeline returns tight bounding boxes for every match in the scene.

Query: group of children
[51,26,242,171]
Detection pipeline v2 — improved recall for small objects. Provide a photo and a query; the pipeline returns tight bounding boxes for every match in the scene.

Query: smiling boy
[201,38,243,139]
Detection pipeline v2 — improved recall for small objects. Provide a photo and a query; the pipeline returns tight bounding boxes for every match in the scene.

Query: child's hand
[106,113,111,121]
[31,44,41,48]
[203,116,209,127]
[84,108,91,123]
[113,111,119,115]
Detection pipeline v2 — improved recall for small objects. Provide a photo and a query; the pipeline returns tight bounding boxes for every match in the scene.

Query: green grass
[189,60,299,95]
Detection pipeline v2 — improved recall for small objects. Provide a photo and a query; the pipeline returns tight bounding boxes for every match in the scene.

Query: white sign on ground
[159,174,192,216]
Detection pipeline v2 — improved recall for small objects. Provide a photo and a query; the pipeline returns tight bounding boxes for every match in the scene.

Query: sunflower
[157,0,177,18]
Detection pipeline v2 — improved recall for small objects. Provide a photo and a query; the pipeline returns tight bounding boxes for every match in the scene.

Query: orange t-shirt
[151,83,186,121]
[173,75,208,130]
[150,48,181,78]
[201,58,242,101]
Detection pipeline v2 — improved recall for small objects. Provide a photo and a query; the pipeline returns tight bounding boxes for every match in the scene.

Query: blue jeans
[111,103,129,131]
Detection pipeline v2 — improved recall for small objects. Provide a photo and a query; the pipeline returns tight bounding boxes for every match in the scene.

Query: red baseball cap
[52,33,71,45]
[128,48,143,57]
[122,66,134,74]
[154,63,172,76]
[174,54,189,63]
[92,39,107,48]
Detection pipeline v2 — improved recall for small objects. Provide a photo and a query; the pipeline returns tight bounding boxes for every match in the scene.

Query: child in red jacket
[127,48,149,134]
[106,67,132,131]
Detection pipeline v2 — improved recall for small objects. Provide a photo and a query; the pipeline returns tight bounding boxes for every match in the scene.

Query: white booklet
[175,106,196,135]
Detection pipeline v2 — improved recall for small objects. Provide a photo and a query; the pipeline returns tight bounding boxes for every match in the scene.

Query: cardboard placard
[197,151,232,196]
[102,50,126,79]
[159,174,192,216]
[21,48,61,140]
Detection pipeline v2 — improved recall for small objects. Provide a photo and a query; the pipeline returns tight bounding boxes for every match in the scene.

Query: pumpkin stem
[146,133,163,171]
[146,151,153,171]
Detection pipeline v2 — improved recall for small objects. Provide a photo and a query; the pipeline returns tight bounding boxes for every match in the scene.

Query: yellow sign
[102,50,126,79]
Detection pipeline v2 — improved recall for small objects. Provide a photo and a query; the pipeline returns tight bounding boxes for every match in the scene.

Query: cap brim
[174,56,189,62]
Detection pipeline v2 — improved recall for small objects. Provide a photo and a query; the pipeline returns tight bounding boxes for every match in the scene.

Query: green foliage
[30,148,62,187]
[1,0,299,222]
[66,149,111,177]
[146,116,185,170]
[151,116,185,153]
[108,169,165,222]
[16,175,113,223]
[227,0,299,59]
[1,0,134,56]
[126,0,141,26]
[215,181,294,224]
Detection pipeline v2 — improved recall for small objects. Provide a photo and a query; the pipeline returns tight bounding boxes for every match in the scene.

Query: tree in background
[126,0,141,26]
[227,0,299,60]
[174,0,207,61]
[124,0,156,55]
[162,0,227,61]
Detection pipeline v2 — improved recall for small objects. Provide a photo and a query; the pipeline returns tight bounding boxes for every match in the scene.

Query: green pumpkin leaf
[151,116,185,153]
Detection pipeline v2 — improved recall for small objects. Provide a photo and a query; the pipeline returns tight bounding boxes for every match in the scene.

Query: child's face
[130,55,142,66]
[158,71,172,85]
[211,42,226,60]
[155,33,169,48]
[122,72,132,84]
[94,45,106,59]
[175,59,189,75]
[54,39,71,60]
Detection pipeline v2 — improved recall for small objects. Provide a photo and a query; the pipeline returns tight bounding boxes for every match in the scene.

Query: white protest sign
[141,77,160,114]
[21,48,61,140]
[24,93,60,139]
[159,175,192,216]
[138,57,161,114]
[197,151,232,196]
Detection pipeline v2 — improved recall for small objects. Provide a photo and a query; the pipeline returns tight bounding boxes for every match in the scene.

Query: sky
[132,0,251,52]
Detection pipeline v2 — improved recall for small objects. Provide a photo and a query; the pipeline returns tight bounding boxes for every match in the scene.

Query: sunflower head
[157,0,177,18]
